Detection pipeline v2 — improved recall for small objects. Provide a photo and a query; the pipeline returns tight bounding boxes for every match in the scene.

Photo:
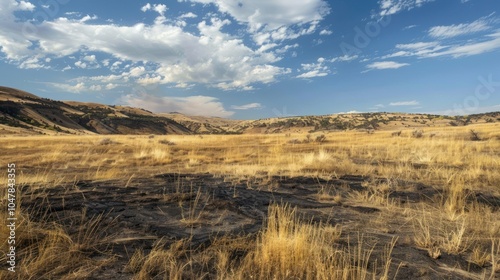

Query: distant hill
[0,86,499,135]
[0,86,191,135]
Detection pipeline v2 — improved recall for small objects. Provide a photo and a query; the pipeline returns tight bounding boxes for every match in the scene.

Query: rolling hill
[0,86,499,135]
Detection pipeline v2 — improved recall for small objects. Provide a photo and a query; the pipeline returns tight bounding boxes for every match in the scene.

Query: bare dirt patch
[17,173,497,279]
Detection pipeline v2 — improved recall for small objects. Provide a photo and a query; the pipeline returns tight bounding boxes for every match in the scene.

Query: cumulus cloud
[19,56,46,69]
[74,61,87,69]
[296,55,358,78]
[296,57,330,79]
[141,3,152,12]
[187,0,329,45]
[47,82,103,93]
[79,15,98,23]
[120,92,234,117]
[141,3,166,14]
[0,0,333,93]
[179,12,197,19]
[0,1,292,91]
[319,29,333,35]
[17,1,35,11]
[188,0,329,32]
[83,55,96,62]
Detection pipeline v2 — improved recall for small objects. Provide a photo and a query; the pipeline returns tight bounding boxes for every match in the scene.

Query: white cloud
[319,29,333,35]
[0,0,325,91]
[153,4,167,15]
[74,61,87,69]
[253,22,320,45]
[378,0,435,17]
[275,43,299,54]
[337,110,361,114]
[83,55,96,62]
[19,56,46,69]
[296,57,330,79]
[330,54,358,62]
[110,61,123,72]
[403,24,417,30]
[141,3,151,12]
[137,75,162,85]
[17,1,35,11]
[120,92,234,117]
[438,32,500,57]
[296,70,328,79]
[389,100,420,106]
[179,12,197,19]
[296,55,357,79]
[429,18,491,39]
[141,3,167,16]
[366,61,409,70]
[105,83,118,90]
[189,0,329,32]
[231,103,263,110]
[48,82,104,93]
[80,15,98,23]
[396,42,440,50]
[129,66,146,77]
[387,31,500,59]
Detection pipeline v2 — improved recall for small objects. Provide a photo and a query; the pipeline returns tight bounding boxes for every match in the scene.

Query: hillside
[234,112,500,134]
[0,86,499,135]
[0,86,191,135]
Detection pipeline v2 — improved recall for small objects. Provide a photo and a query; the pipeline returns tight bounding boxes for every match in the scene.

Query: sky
[0,0,499,119]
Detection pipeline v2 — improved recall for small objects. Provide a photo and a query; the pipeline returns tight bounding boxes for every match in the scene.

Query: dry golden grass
[123,204,395,280]
[0,122,499,278]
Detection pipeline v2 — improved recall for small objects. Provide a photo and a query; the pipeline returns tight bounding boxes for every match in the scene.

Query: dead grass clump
[315,134,327,143]
[229,204,394,280]
[411,207,472,257]
[287,138,301,144]
[126,239,189,280]
[411,129,424,138]
[159,139,176,145]
[391,131,402,137]
[98,138,114,145]
[468,246,491,267]
[0,210,114,280]
[469,129,481,141]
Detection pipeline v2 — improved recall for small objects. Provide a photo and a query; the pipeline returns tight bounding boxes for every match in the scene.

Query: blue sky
[0,0,499,119]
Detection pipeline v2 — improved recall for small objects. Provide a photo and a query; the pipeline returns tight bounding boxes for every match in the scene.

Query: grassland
[0,122,499,279]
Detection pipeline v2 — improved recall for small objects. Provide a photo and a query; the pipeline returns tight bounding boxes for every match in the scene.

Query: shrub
[159,139,176,146]
[469,130,481,141]
[412,130,424,138]
[315,134,327,143]
[391,131,402,137]
[99,138,114,145]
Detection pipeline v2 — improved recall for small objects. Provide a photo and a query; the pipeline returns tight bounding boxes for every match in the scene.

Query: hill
[0,86,191,135]
[0,86,499,135]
